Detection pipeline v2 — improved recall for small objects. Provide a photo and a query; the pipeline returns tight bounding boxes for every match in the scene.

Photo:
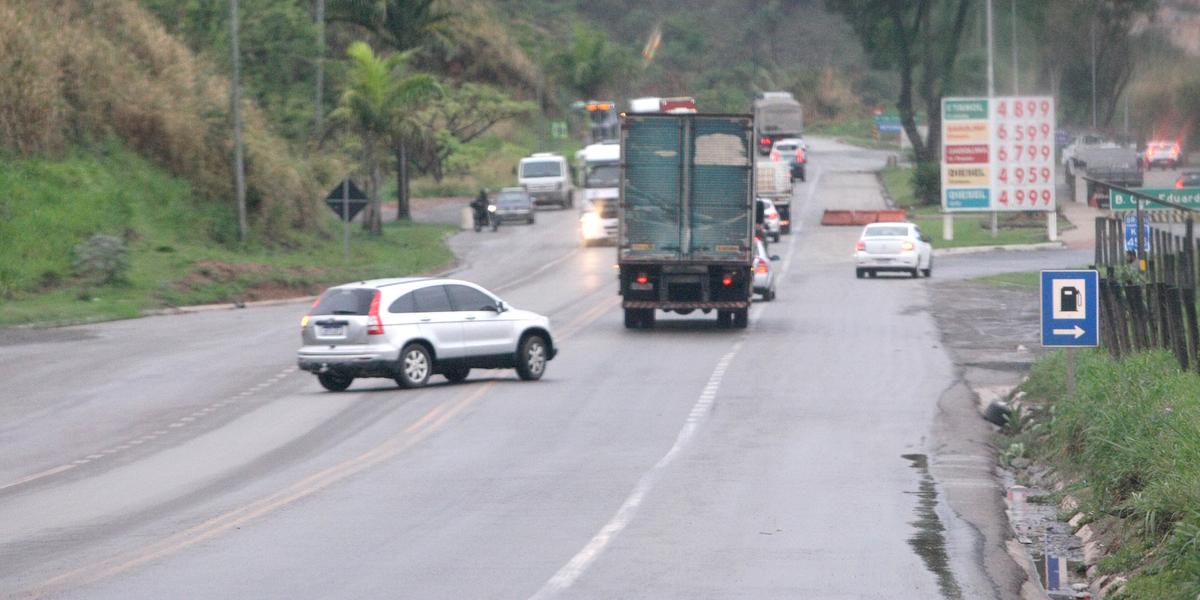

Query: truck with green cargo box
[618,113,756,329]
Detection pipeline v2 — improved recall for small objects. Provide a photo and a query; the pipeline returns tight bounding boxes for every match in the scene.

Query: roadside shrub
[72,234,130,285]
[1020,349,1200,599]
[912,161,941,205]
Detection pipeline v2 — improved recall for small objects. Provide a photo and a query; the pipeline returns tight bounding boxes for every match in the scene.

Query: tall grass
[1019,350,1200,599]
[0,143,454,325]
[0,0,327,239]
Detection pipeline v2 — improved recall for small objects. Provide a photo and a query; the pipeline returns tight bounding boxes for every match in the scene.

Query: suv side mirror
[496,300,508,313]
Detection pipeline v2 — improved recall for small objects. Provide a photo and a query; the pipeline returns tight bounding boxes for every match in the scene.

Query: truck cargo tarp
[689,119,751,260]
[621,114,752,263]
[623,117,683,259]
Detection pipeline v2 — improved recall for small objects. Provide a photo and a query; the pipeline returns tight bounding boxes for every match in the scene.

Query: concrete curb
[934,241,1066,257]
[968,381,1052,600]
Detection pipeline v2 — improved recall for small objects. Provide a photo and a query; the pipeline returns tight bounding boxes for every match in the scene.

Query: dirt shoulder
[926,277,1051,600]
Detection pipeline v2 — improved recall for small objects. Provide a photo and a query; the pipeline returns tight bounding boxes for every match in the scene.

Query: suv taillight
[755,259,768,274]
[900,241,915,251]
[855,240,866,251]
[367,290,384,335]
[300,296,320,329]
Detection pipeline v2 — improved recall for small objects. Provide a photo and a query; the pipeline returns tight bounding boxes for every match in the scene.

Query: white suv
[297,278,557,391]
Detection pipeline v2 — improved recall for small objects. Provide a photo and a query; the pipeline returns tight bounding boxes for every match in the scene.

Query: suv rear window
[521,161,561,178]
[312,288,376,315]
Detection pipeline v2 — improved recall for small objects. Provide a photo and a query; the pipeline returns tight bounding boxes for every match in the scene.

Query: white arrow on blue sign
[1041,270,1099,347]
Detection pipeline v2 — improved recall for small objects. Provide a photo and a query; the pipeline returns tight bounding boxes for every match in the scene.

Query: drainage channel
[903,453,965,600]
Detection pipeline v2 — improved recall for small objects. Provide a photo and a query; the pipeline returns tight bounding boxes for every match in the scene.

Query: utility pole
[1091,18,1097,130]
[1011,0,1018,95]
[986,0,995,98]
[314,0,325,142]
[230,0,247,243]
[987,0,998,238]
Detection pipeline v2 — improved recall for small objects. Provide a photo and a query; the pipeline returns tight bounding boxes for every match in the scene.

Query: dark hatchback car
[492,187,536,225]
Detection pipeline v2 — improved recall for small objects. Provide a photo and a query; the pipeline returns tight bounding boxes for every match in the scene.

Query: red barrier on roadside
[875,209,908,223]
[820,209,908,226]
[820,210,855,226]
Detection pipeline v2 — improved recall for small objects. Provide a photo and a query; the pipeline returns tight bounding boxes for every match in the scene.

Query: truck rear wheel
[733,309,749,329]
[624,308,654,329]
[717,310,732,328]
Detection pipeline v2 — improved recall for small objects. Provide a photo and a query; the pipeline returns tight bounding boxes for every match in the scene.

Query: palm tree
[328,0,450,53]
[332,42,437,233]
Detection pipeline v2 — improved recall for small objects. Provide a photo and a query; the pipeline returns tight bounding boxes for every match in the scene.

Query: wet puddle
[902,453,963,599]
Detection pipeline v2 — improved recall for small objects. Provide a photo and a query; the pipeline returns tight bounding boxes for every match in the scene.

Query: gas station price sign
[941,96,1056,212]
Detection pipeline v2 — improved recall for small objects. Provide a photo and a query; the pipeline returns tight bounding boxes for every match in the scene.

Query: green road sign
[1109,187,1200,211]
[943,98,988,120]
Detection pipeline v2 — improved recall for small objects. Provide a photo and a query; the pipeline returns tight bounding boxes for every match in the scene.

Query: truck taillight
[796,149,805,162]
[855,240,865,251]
[722,275,734,286]
[367,290,384,335]
[635,273,649,285]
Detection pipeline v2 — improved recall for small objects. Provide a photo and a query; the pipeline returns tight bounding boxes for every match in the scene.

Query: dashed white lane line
[0,366,299,493]
[532,169,822,598]
[530,342,745,600]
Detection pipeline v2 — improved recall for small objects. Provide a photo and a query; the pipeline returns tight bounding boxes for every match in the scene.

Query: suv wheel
[516,334,548,381]
[443,366,470,383]
[396,343,432,388]
[317,372,353,392]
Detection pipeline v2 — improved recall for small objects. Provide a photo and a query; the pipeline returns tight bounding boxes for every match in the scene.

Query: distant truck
[576,141,620,245]
[618,113,756,329]
[755,159,794,234]
[752,91,804,156]
[1063,137,1143,198]
[628,96,698,114]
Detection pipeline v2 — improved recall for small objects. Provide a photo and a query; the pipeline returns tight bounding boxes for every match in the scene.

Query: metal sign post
[1042,270,1099,399]
[322,179,369,261]
[342,180,350,261]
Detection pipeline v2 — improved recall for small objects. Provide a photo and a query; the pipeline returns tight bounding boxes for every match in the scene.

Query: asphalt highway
[0,139,1087,599]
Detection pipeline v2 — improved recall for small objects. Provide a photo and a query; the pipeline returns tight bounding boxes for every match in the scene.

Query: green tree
[1020,0,1156,128]
[826,0,972,203]
[550,24,636,99]
[332,42,437,233]
[328,0,451,52]
[408,83,535,183]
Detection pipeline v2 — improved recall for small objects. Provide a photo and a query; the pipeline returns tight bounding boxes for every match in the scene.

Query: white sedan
[854,222,933,278]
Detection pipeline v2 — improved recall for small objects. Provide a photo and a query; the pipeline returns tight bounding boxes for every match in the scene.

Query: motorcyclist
[470,188,489,231]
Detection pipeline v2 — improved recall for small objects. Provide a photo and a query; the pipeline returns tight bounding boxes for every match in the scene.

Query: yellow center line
[26,384,492,598]
[0,464,77,493]
[27,277,622,596]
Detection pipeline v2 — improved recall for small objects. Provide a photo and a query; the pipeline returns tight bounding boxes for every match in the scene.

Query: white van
[518,153,573,208]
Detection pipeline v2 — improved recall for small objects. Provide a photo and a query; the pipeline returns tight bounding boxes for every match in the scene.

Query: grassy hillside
[0,143,452,326]
[0,0,327,238]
